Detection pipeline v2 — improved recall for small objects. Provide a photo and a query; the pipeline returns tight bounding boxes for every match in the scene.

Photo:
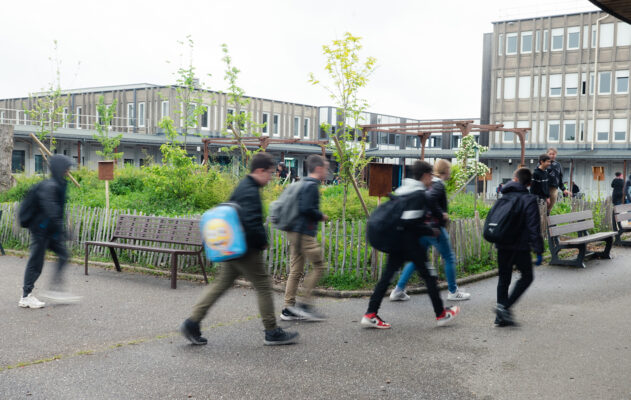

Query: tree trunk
[0,125,15,192]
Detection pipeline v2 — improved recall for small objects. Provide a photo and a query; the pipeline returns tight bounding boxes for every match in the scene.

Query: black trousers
[367,236,444,317]
[496,249,534,309]
[23,229,68,297]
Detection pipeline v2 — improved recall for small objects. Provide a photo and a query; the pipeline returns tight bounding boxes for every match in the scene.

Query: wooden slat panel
[615,211,631,223]
[614,203,631,214]
[548,210,592,226]
[549,219,594,237]
[560,231,617,245]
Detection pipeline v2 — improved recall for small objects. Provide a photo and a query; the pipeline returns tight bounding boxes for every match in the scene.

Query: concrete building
[481,10,631,198]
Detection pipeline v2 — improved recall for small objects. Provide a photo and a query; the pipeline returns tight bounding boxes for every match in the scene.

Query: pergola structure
[589,1,631,24]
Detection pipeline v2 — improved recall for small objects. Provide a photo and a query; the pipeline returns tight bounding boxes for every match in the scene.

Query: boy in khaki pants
[281,155,329,321]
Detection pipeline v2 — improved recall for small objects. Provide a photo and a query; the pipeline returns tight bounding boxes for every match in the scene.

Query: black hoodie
[497,181,544,254]
[32,155,72,234]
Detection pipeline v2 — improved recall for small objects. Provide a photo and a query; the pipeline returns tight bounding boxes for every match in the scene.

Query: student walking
[19,155,81,308]
[361,161,459,329]
[495,168,544,327]
[611,172,624,206]
[281,155,329,321]
[530,154,551,210]
[180,153,298,346]
[389,160,470,302]
[546,148,568,210]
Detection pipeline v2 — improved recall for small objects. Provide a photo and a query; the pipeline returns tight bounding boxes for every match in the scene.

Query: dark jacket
[497,181,544,254]
[294,177,324,237]
[393,178,436,238]
[626,179,631,203]
[612,178,624,203]
[530,167,550,200]
[572,183,580,196]
[32,155,72,234]
[547,160,566,191]
[229,175,267,250]
[427,177,448,227]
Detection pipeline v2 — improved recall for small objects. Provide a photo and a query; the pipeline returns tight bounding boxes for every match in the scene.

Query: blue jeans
[396,227,457,293]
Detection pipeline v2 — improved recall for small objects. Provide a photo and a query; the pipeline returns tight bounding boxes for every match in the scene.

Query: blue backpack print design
[200,203,247,262]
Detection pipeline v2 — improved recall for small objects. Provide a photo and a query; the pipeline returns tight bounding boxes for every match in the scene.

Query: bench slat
[549,219,594,237]
[613,203,631,214]
[548,210,592,226]
[559,231,617,245]
[113,215,201,246]
[85,241,200,254]
[615,211,631,223]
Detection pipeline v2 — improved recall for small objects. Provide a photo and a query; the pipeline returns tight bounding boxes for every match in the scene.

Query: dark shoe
[288,303,327,322]
[264,327,299,346]
[495,304,516,327]
[180,318,208,345]
[280,307,305,321]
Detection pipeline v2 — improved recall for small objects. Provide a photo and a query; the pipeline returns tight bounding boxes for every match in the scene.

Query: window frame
[303,117,310,138]
[506,33,518,55]
[598,71,612,95]
[504,76,516,99]
[565,73,578,96]
[563,121,576,142]
[548,120,560,142]
[273,113,280,136]
[551,28,564,51]
[600,23,614,47]
[549,74,562,97]
[518,76,531,98]
[596,119,610,142]
[161,101,169,119]
[613,118,627,142]
[567,26,580,50]
[138,102,146,128]
[126,103,135,128]
[615,70,629,94]
[498,34,503,56]
[617,22,631,46]
[200,104,210,129]
[261,112,269,135]
[76,106,83,129]
[521,31,533,53]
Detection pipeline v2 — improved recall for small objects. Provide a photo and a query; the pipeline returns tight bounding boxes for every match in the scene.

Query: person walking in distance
[361,161,460,329]
[495,168,544,326]
[546,148,569,211]
[530,154,551,211]
[611,172,624,206]
[281,155,329,321]
[180,153,298,346]
[19,155,81,308]
[390,159,471,302]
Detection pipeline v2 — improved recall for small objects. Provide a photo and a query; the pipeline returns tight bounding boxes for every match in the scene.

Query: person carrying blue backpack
[180,153,298,346]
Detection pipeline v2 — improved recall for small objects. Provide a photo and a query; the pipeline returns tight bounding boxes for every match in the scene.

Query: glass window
[592,25,598,47]
[581,73,587,95]
[201,105,209,129]
[616,70,629,93]
[597,119,609,141]
[303,117,310,138]
[127,103,135,127]
[506,33,518,55]
[76,106,82,129]
[0,111,4,124]
[543,30,549,52]
[262,112,269,134]
[600,23,614,47]
[503,122,514,142]
[617,22,631,46]
[62,107,68,128]
[521,31,532,53]
[599,71,612,94]
[504,76,516,99]
[533,76,539,98]
[518,76,531,98]
[551,28,564,51]
[548,121,560,141]
[496,77,502,99]
[35,154,44,174]
[583,25,590,49]
[535,31,541,52]
[564,121,576,141]
[549,74,562,96]
[580,121,585,142]
[138,102,145,127]
[590,73,595,94]
[161,101,169,119]
[293,116,300,137]
[541,75,547,97]
[565,73,578,96]
[11,150,25,173]
[498,34,503,56]
[273,114,280,136]
[567,27,580,49]
[613,119,627,141]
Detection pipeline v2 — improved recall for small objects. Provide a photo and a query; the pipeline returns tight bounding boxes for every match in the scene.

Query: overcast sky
[0,0,598,120]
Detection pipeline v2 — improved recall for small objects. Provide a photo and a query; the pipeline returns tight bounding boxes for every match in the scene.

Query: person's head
[615,171,622,178]
[513,167,533,187]
[49,154,73,184]
[412,160,433,187]
[433,159,451,180]
[249,152,275,186]
[539,154,551,169]
[306,154,329,181]
[547,147,558,161]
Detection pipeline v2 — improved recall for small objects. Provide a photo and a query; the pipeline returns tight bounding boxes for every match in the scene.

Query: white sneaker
[389,288,410,301]
[18,294,46,309]
[41,290,82,304]
[447,289,471,301]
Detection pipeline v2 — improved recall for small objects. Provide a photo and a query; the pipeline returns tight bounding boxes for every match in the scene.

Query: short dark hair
[411,160,433,180]
[250,152,275,172]
[539,154,550,164]
[306,155,326,173]
[514,167,532,186]
[616,171,622,177]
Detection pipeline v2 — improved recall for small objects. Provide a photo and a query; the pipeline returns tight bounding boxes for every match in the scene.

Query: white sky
[0,0,598,120]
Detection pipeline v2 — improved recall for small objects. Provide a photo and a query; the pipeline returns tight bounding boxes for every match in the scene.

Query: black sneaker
[288,303,327,322]
[264,327,299,346]
[495,304,517,327]
[180,318,208,345]
[280,307,305,321]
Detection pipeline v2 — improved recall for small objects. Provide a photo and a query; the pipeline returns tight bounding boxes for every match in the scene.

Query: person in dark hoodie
[495,167,544,327]
[611,172,624,206]
[281,155,329,322]
[180,152,298,346]
[19,155,80,308]
[530,154,551,211]
[361,160,460,329]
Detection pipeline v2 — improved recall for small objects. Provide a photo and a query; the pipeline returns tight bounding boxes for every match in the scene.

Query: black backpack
[18,182,43,228]
[483,193,523,244]
[366,194,409,253]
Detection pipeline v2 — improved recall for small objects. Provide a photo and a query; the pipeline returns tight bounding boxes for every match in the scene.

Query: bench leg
[109,247,122,272]
[84,244,90,275]
[197,252,208,284]
[0,241,5,256]
[598,237,614,260]
[171,254,178,289]
[576,245,587,268]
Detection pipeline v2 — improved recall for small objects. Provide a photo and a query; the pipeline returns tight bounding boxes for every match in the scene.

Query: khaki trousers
[549,187,559,211]
[190,249,276,330]
[284,232,326,307]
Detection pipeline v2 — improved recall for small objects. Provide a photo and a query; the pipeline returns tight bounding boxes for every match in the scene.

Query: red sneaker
[436,306,460,326]
[360,312,391,329]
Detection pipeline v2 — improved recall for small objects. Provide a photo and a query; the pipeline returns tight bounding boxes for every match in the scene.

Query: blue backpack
[200,203,247,262]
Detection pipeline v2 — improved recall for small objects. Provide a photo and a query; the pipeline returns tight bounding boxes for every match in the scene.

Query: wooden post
[77,141,81,166]
[105,181,109,210]
[332,136,369,217]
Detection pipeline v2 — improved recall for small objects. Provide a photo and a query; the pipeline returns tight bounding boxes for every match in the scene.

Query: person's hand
[563,190,569,197]
[322,214,329,221]
[535,254,543,266]
[442,212,449,222]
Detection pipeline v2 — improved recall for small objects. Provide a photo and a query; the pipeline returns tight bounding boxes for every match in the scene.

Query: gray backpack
[268,181,305,231]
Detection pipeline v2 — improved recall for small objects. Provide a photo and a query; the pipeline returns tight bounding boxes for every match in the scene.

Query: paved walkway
[1,250,631,399]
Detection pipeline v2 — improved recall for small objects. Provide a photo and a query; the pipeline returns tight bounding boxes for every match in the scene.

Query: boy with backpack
[280,155,329,321]
[180,153,298,346]
[362,161,460,329]
[493,167,544,326]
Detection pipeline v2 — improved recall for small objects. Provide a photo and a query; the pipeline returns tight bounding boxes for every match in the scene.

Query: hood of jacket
[501,180,529,194]
[49,155,73,185]
[394,178,427,196]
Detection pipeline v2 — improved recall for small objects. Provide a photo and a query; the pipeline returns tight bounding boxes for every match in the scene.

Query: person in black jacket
[19,155,80,309]
[626,175,631,204]
[281,155,329,321]
[495,167,544,327]
[181,153,298,346]
[546,148,568,210]
[530,154,551,210]
[361,161,460,329]
[611,172,624,206]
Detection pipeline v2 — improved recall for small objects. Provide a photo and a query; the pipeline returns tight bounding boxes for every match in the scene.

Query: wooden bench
[547,210,617,268]
[613,203,631,246]
[84,215,207,289]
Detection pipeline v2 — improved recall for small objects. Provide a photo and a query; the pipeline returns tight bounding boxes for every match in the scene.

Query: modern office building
[481,10,631,197]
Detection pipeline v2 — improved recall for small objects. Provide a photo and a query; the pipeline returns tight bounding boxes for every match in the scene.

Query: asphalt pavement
[1,249,630,399]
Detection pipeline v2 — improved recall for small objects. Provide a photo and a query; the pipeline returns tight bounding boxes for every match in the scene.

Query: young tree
[453,134,490,190]
[309,32,376,221]
[93,95,123,161]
